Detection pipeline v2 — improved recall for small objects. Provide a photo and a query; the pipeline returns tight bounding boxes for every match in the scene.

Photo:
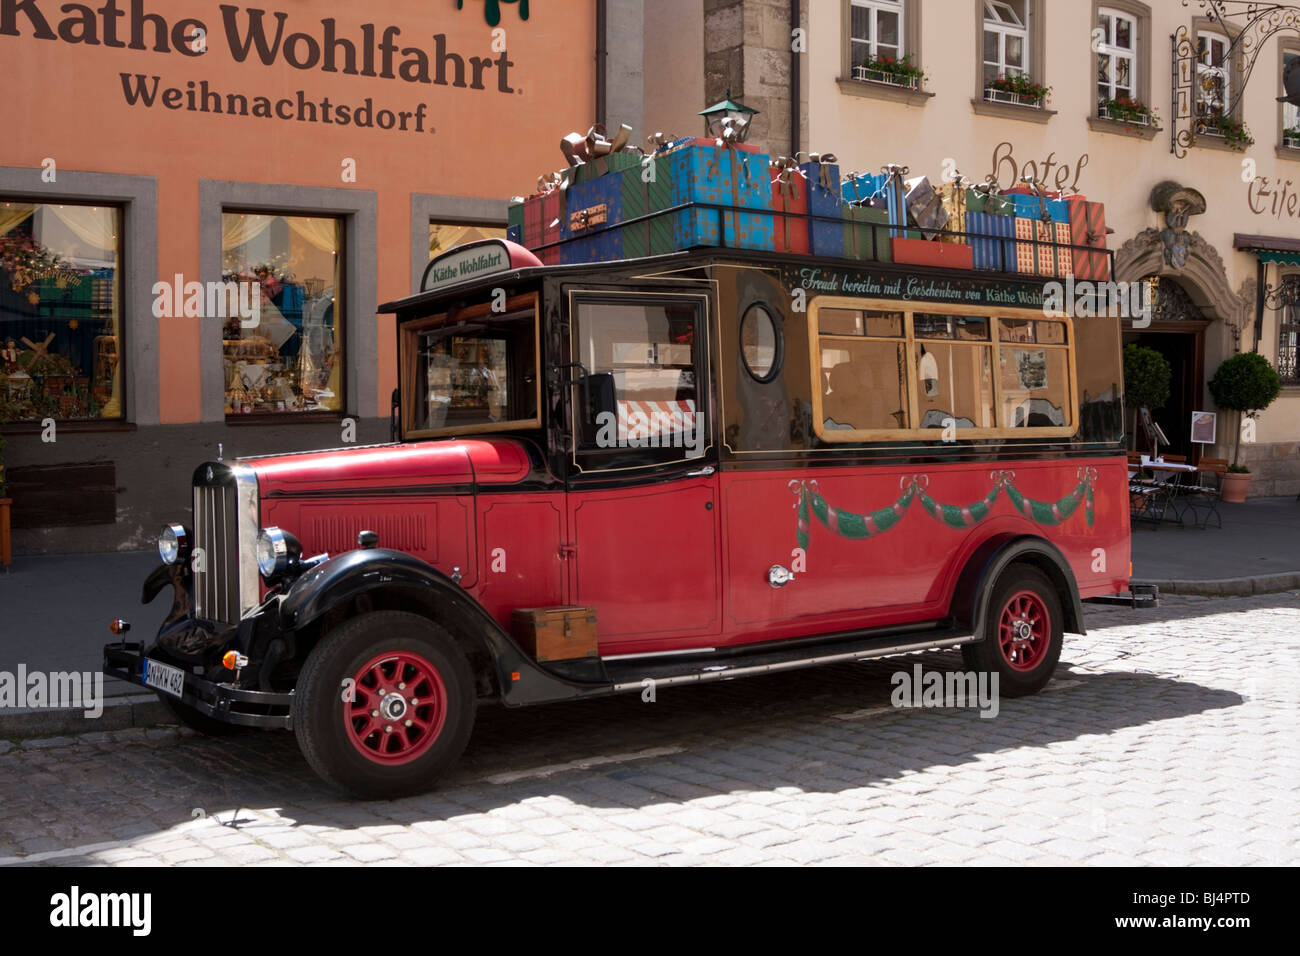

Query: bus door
[562,290,722,650]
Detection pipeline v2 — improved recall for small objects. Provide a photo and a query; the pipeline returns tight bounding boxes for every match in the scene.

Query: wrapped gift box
[663,138,773,250]
[522,189,563,264]
[937,182,969,244]
[560,175,623,263]
[799,157,845,257]
[966,211,1017,271]
[1014,217,1055,275]
[841,171,886,205]
[572,151,643,185]
[892,236,974,269]
[618,156,675,258]
[1066,195,1110,280]
[507,201,524,234]
[966,188,1015,216]
[904,175,949,238]
[1052,220,1073,277]
[770,163,811,254]
[842,205,918,261]
[1004,187,1070,223]
[506,224,522,244]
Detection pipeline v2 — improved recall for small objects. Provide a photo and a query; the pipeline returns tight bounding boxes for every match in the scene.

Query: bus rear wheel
[294,611,476,799]
[962,565,1063,698]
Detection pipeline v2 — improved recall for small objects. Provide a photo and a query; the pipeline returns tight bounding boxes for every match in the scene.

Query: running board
[604,626,976,693]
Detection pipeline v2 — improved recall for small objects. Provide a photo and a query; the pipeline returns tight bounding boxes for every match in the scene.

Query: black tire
[961,564,1063,698]
[293,611,476,799]
[160,693,244,736]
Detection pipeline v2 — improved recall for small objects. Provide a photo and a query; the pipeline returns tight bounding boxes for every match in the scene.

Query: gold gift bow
[769,156,804,198]
[1017,175,1053,223]
[708,116,753,182]
[796,151,839,192]
[645,130,683,152]
[561,123,637,167]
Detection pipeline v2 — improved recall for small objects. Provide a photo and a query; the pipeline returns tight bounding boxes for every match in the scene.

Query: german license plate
[143,659,185,698]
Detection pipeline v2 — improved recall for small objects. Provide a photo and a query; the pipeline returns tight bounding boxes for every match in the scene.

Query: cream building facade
[648,0,1300,494]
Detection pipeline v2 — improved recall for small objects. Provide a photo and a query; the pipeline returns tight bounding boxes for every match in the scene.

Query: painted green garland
[793,468,1097,550]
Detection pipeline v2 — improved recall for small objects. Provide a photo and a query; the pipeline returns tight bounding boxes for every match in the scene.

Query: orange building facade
[0,0,606,551]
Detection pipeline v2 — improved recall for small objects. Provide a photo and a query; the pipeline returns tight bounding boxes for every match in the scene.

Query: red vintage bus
[106,237,1131,798]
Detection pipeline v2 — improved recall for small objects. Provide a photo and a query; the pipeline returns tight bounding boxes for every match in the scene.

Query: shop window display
[0,201,122,423]
[429,221,505,258]
[222,212,343,415]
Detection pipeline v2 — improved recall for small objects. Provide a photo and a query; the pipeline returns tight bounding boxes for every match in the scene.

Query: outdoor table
[1128,457,1199,529]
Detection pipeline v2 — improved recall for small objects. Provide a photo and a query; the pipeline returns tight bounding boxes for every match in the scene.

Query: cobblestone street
[2,592,1297,867]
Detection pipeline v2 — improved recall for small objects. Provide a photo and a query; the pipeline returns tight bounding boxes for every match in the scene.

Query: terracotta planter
[0,498,10,568]
[1220,472,1251,503]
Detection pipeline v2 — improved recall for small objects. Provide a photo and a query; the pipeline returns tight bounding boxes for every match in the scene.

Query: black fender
[278,548,609,706]
[949,534,1085,642]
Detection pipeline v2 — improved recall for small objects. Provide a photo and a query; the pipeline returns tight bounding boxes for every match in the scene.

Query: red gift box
[1066,195,1109,280]
[523,189,563,264]
[1053,220,1073,278]
[770,162,810,254]
[891,237,974,270]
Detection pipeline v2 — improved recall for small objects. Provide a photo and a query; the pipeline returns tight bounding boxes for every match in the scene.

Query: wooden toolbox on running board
[511,606,599,662]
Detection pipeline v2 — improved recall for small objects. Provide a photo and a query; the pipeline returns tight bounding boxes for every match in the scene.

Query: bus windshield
[401,294,540,438]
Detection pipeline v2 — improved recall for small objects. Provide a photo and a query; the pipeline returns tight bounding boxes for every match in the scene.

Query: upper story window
[0,200,123,423]
[1197,31,1231,121]
[1096,8,1137,104]
[983,0,1029,84]
[1284,52,1300,147]
[221,212,343,417]
[850,0,904,66]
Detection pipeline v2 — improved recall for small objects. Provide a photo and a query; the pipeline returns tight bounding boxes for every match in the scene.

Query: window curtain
[287,217,340,253]
[46,205,117,253]
[221,213,274,252]
[0,203,35,238]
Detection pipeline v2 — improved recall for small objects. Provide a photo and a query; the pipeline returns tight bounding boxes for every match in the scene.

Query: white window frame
[983,0,1030,83]
[1284,52,1300,139]
[1197,30,1231,120]
[1096,7,1137,103]
[850,0,905,66]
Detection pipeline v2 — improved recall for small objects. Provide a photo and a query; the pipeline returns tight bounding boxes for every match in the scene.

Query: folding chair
[1181,457,1227,529]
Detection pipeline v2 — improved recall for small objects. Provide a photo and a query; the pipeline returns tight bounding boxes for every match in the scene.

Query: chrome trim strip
[601,647,717,662]
[231,463,262,619]
[609,635,975,692]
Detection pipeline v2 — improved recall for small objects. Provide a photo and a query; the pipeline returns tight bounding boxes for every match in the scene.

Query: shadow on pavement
[0,649,1243,860]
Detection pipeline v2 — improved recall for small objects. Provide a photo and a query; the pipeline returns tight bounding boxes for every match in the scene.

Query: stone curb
[1131,572,1300,597]
[0,693,172,741]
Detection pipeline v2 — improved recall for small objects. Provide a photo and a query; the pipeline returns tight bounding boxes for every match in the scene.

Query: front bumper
[104,640,294,729]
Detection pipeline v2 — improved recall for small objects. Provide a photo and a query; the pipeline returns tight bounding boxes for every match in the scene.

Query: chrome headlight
[256,527,302,581]
[158,523,189,566]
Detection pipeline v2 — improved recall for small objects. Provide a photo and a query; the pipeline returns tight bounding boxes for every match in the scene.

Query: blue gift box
[841,171,885,205]
[799,160,844,257]
[559,175,624,263]
[967,211,1017,271]
[506,224,521,244]
[1006,193,1068,222]
[662,139,773,250]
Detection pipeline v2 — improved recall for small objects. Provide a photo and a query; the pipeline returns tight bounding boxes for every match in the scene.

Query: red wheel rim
[997,590,1051,672]
[345,651,447,765]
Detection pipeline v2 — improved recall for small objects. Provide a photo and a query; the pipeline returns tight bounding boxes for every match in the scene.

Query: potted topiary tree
[1208,351,1283,502]
[1122,343,1171,452]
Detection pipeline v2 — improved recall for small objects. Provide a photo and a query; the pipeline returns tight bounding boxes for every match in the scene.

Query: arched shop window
[222,212,344,416]
[0,200,123,423]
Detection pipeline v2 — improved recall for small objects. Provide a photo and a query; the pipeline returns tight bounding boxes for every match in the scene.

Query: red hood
[244,438,532,496]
